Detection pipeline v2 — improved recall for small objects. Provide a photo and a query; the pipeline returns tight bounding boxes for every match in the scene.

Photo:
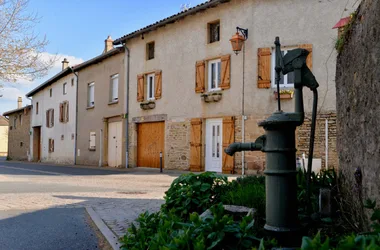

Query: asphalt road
[0,159,124,250]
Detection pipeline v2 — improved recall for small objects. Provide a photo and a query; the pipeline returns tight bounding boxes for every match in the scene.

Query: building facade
[0,116,8,157]
[75,38,126,167]
[3,98,31,161]
[113,0,358,173]
[26,61,77,164]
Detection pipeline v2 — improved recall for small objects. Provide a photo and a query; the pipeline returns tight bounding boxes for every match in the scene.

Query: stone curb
[86,207,120,250]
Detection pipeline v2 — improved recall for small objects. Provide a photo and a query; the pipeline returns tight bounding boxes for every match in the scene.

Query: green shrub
[221,175,266,218]
[161,172,228,219]
[120,204,263,250]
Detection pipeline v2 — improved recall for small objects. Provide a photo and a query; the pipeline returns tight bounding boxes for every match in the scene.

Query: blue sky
[0,0,205,114]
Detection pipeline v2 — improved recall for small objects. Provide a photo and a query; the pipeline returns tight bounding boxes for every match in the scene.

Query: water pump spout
[224,135,266,156]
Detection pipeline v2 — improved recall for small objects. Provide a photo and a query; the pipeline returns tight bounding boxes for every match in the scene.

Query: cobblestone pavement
[0,161,180,238]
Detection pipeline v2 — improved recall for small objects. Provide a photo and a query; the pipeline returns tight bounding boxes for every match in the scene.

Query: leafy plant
[162,172,228,219]
[120,204,263,250]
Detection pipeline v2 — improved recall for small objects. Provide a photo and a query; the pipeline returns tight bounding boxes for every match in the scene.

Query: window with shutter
[137,74,144,102]
[195,61,205,93]
[220,55,231,90]
[154,70,162,99]
[110,74,119,102]
[48,138,54,152]
[257,48,272,89]
[222,116,235,174]
[51,109,54,127]
[147,73,155,100]
[59,103,64,122]
[190,118,202,172]
[208,59,221,91]
[89,132,96,150]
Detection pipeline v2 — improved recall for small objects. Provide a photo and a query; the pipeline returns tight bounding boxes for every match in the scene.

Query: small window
[13,117,17,129]
[146,42,155,60]
[20,142,23,147]
[19,114,22,126]
[36,102,39,115]
[89,132,96,150]
[59,101,69,123]
[147,73,155,100]
[208,59,221,91]
[87,82,95,107]
[46,109,54,128]
[63,82,67,95]
[110,74,119,102]
[208,21,220,43]
[48,138,54,153]
[71,78,74,86]
[50,88,52,97]
[271,49,295,88]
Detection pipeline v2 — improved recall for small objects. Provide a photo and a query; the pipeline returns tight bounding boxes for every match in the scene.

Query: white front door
[108,121,122,167]
[206,119,222,172]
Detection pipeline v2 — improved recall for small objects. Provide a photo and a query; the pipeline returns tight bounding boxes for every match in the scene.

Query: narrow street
[0,158,178,249]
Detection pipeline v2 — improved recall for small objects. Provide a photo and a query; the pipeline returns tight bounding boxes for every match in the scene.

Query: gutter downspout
[122,43,130,168]
[69,67,79,165]
[241,44,246,176]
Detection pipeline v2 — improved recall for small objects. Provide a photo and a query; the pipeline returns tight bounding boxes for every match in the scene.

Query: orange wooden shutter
[59,103,63,122]
[65,102,69,122]
[195,61,205,93]
[257,47,272,89]
[222,116,235,174]
[190,118,202,172]
[154,70,162,99]
[52,139,55,152]
[51,109,54,127]
[299,44,313,70]
[137,74,144,102]
[220,54,231,90]
[46,110,49,127]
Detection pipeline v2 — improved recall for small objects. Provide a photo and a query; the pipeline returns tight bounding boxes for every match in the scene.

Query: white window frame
[110,74,119,102]
[208,59,221,91]
[63,82,67,95]
[87,82,95,107]
[146,73,155,100]
[271,48,295,88]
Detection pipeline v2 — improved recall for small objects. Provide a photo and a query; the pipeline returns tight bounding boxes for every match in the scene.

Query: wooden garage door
[137,122,165,168]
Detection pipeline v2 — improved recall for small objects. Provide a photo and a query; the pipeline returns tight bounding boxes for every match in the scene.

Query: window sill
[140,100,156,110]
[86,106,95,110]
[273,90,294,100]
[201,91,222,103]
[208,40,220,45]
[108,100,119,105]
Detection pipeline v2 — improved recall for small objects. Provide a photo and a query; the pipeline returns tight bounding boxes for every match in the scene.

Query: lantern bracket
[236,27,248,40]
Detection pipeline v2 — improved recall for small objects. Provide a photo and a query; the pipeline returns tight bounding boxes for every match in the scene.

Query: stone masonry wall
[335,0,380,227]
[8,108,31,161]
[165,120,191,170]
[297,112,338,169]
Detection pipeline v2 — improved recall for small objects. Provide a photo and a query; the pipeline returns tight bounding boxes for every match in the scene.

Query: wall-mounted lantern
[230,27,248,55]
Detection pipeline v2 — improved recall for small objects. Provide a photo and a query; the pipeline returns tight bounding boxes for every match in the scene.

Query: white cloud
[0,86,26,101]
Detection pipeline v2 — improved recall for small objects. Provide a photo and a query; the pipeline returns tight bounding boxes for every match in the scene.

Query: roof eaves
[73,47,124,72]
[2,105,32,116]
[25,68,73,97]
[113,0,230,45]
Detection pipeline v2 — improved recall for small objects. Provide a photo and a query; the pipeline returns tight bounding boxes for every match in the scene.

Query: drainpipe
[122,43,130,168]
[99,129,103,167]
[69,67,79,165]
[325,119,328,169]
[241,43,246,176]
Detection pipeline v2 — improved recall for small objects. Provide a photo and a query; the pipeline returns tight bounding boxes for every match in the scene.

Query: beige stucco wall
[127,0,357,121]
[76,53,126,167]
[30,73,77,164]
[125,0,357,170]
[7,108,31,160]
[0,126,8,156]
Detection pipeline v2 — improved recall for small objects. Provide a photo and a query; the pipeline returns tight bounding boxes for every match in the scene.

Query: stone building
[112,0,358,173]
[3,97,31,161]
[0,115,8,157]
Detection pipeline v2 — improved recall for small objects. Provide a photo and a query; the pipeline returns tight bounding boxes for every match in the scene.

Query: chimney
[17,97,22,109]
[103,35,114,53]
[61,58,69,70]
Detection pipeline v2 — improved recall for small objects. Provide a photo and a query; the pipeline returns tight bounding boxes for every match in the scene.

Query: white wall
[0,126,8,156]
[30,73,77,164]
